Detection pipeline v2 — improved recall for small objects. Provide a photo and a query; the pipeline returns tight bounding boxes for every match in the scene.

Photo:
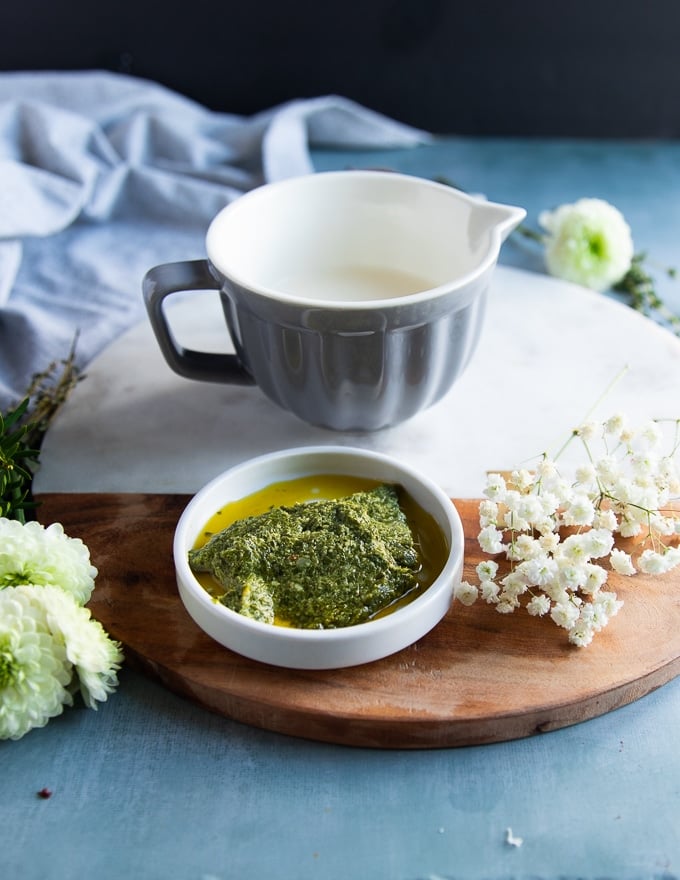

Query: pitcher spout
[477,200,527,244]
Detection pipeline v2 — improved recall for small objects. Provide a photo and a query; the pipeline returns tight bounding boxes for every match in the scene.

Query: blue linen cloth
[0,71,429,409]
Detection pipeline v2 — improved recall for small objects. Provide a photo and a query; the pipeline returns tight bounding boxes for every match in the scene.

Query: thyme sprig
[0,398,39,523]
[612,253,680,334]
[0,338,82,522]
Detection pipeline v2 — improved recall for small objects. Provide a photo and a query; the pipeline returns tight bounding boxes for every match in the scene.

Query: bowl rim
[174,445,463,644]
[205,169,525,309]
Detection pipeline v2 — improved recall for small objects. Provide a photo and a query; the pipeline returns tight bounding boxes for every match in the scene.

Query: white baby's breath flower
[576,420,600,442]
[517,554,558,587]
[0,585,73,741]
[476,560,499,581]
[639,420,664,449]
[558,533,590,563]
[568,621,595,648]
[478,525,504,555]
[478,500,499,527]
[584,529,615,559]
[581,562,608,595]
[550,600,581,630]
[539,198,634,292]
[526,594,551,616]
[511,469,535,492]
[0,518,97,605]
[513,534,543,559]
[480,579,500,603]
[469,413,678,647]
[562,494,596,527]
[496,600,516,614]
[575,464,597,486]
[593,508,618,532]
[618,516,643,538]
[610,548,636,575]
[637,549,668,574]
[484,473,507,501]
[538,532,560,554]
[604,413,627,439]
[454,581,479,606]
[595,455,621,483]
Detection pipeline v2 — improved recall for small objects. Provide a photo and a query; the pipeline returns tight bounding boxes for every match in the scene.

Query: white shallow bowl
[174,446,464,669]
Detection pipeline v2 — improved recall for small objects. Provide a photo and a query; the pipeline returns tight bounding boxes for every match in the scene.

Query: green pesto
[188,484,420,628]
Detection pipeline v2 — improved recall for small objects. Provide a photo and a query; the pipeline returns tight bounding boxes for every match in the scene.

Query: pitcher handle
[143,260,255,385]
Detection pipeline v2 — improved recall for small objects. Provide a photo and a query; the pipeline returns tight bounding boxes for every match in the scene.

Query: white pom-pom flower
[0,584,123,739]
[0,585,73,741]
[539,198,634,292]
[0,518,97,605]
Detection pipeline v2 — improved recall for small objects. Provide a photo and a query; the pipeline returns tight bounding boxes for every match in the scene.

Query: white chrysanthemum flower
[454,581,478,606]
[610,548,636,575]
[0,519,97,605]
[0,585,73,741]
[539,198,634,292]
[38,586,123,709]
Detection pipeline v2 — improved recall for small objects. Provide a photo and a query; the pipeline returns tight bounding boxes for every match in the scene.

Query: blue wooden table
[4,138,680,880]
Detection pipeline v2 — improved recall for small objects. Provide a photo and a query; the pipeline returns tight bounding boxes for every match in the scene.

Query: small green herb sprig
[0,339,82,523]
[612,253,680,335]
[0,398,38,523]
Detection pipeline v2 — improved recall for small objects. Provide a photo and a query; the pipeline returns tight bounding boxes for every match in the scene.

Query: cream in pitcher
[143,170,525,431]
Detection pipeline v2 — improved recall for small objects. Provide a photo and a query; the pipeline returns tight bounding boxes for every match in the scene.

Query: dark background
[2,0,680,137]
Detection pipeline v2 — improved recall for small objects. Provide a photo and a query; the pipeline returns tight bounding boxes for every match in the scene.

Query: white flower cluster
[539,198,634,292]
[0,518,122,740]
[456,415,680,647]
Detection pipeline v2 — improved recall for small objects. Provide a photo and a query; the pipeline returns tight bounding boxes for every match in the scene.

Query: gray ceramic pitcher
[143,171,525,431]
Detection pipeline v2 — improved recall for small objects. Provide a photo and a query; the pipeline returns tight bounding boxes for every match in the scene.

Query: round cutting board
[36,492,680,749]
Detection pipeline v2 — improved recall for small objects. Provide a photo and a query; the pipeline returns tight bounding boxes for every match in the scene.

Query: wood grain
[36,492,680,749]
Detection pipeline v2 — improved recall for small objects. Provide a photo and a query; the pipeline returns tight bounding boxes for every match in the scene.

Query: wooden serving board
[36,492,680,749]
